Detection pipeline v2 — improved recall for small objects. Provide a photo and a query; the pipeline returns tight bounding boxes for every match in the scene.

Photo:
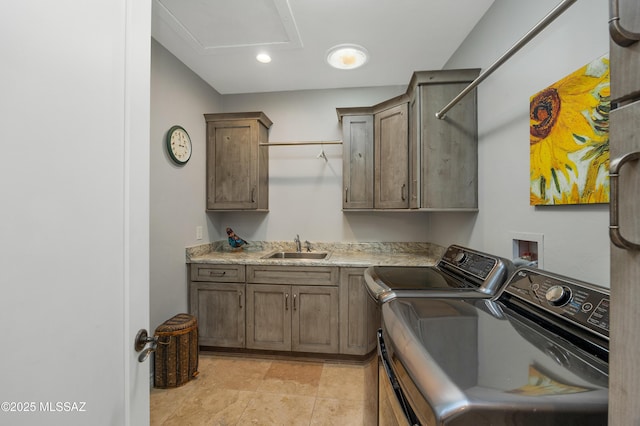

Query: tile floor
[150,353,377,425]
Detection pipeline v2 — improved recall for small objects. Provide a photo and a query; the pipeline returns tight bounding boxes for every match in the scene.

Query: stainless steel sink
[263,251,329,260]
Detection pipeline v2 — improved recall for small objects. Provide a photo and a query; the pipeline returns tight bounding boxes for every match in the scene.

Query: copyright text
[2,401,87,413]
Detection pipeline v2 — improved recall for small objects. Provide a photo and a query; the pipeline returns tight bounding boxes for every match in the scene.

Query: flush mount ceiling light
[256,53,272,63]
[326,44,368,70]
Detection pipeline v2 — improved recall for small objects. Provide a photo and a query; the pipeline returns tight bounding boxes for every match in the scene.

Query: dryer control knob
[545,285,572,306]
[453,251,466,263]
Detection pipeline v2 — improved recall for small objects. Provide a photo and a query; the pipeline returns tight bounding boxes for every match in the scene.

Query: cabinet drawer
[247,265,338,286]
[190,264,246,282]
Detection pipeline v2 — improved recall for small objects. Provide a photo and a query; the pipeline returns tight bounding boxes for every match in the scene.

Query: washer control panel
[437,245,514,296]
[439,245,499,280]
[504,267,609,339]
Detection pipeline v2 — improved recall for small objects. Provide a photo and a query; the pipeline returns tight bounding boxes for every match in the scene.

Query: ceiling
[151,0,495,95]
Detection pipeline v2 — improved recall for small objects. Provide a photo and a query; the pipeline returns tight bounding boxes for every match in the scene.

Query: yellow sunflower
[530,58,609,201]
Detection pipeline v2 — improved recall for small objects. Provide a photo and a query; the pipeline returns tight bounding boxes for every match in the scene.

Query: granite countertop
[186,241,445,268]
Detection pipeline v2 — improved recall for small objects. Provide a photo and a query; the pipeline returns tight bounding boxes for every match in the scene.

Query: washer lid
[381,297,608,425]
[370,266,471,290]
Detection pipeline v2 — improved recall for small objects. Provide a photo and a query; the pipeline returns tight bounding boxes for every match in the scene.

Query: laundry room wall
[150,39,224,329]
[216,87,433,244]
[440,0,610,285]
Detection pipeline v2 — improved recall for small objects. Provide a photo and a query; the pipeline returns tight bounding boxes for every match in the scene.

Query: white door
[0,1,151,425]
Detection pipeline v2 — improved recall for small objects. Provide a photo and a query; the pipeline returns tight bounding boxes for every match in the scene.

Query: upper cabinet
[374,98,410,209]
[338,68,480,211]
[408,69,480,210]
[204,112,272,211]
[338,95,410,210]
[338,110,374,209]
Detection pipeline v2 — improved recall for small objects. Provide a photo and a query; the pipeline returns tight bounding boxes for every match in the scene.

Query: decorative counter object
[226,227,249,250]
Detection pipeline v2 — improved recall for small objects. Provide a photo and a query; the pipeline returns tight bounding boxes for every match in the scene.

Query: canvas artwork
[529,55,610,206]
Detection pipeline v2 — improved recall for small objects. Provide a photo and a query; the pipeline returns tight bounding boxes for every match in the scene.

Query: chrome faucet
[294,234,301,252]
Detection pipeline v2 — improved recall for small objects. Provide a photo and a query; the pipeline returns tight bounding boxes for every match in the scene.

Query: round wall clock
[166,125,192,164]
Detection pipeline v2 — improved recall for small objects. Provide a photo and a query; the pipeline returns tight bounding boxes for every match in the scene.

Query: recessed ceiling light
[326,44,368,70]
[256,53,272,64]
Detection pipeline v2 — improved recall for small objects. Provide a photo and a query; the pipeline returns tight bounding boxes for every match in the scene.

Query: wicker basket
[154,313,199,388]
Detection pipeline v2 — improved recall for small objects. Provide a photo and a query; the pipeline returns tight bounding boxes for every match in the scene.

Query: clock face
[166,126,192,164]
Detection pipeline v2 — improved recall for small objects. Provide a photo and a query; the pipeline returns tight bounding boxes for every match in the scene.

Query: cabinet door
[610,0,640,102]
[292,285,339,353]
[207,119,258,210]
[190,282,245,348]
[609,89,640,423]
[419,83,478,209]
[408,94,420,209]
[342,115,374,209]
[375,103,409,208]
[339,268,380,355]
[246,284,291,351]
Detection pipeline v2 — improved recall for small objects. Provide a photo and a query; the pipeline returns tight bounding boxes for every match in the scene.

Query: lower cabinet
[245,284,290,351]
[339,268,380,355]
[188,263,376,357]
[246,284,339,353]
[190,282,245,348]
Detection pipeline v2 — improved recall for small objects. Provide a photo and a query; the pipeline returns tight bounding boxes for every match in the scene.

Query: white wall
[218,88,434,243]
[150,40,224,329]
[440,0,610,286]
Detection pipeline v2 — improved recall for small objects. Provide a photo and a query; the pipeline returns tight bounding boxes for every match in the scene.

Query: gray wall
[150,0,611,327]
[441,0,610,285]
[218,88,432,243]
[150,39,223,329]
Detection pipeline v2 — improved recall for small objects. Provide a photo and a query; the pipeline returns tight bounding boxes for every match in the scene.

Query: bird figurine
[226,227,249,250]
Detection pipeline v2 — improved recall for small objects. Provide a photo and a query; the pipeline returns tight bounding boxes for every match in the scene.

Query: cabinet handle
[401,184,407,201]
[251,187,256,203]
[238,292,243,309]
[293,294,297,311]
[345,187,349,203]
[285,293,289,310]
[609,0,640,47]
[609,151,640,250]
[208,270,226,277]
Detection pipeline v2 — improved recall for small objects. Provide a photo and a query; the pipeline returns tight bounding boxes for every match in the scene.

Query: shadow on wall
[422,212,478,247]
[342,211,437,242]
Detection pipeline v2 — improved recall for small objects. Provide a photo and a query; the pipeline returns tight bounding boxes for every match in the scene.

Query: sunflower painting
[530,55,610,205]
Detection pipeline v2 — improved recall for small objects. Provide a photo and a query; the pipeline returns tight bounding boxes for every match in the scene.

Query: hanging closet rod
[435,0,577,120]
[259,140,342,146]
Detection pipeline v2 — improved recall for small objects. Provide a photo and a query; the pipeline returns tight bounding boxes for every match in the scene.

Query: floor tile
[150,354,370,426]
[197,355,272,391]
[236,392,315,425]
[310,398,365,426]
[161,388,254,426]
[317,363,367,401]
[257,360,323,396]
[150,381,198,424]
